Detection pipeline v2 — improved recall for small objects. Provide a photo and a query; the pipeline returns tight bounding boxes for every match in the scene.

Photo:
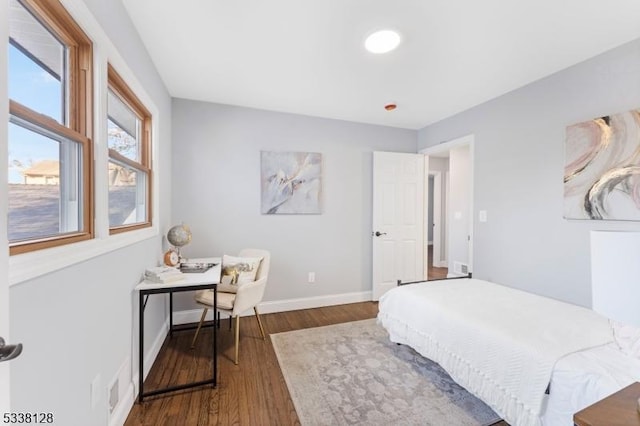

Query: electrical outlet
[308,272,315,283]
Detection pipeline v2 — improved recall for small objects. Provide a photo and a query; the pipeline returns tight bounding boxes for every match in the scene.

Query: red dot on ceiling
[384,103,397,111]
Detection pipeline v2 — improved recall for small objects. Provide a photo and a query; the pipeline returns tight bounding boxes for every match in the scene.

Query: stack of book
[144,266,184,284]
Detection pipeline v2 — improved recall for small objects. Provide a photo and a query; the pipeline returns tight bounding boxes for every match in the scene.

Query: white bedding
[377,279,614,426]
[543,342,640,425]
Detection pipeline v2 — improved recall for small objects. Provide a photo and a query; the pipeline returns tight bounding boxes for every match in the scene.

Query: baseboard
[259,291,373,315]
[173,291,373,325]
[130,317,169,396]
[108,382,134,426]
[447,272,467,278]
[111,319,166,426]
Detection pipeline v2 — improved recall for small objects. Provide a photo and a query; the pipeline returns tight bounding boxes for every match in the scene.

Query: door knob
[0,337,23,363]
[373,231,387,237]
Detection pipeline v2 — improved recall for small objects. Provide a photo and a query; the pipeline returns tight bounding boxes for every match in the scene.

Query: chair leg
[191,308,208,349]
[234,315,240,365]
[217,311,221,329]
[254,306,266,340]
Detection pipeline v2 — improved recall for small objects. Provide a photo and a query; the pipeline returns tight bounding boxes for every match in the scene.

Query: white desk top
[135,257,221,291]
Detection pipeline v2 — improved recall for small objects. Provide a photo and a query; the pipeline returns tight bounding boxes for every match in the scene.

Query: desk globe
[167,224,192,262]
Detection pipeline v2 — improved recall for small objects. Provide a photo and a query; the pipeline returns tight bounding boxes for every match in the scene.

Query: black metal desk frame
[137,282,217,402]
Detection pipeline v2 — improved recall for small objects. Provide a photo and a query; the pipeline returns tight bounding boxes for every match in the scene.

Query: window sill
[9,226,158,286]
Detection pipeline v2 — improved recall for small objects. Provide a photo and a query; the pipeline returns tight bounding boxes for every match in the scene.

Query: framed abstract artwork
[260,151,322,214]
[564,109,640,220]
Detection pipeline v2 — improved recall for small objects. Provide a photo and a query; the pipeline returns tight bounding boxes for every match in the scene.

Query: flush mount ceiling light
[365,30,401,54]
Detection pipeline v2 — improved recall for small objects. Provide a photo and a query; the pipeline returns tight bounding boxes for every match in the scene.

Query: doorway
[427,174,448,279]
[422,134,474,279]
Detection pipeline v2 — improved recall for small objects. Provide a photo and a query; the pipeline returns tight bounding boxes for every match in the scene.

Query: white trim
[419,134,474,155]
[114,318,168,426]
[173,291,373,325]
[423,159,430,279]
[131,317,169,396]
[9,228,157,285]
[108,382,134,426]
[107,356,133,426]
[420,135,474,274]
[431,171,443,268]
[254,291,373,314]
[447,272,467,278]
[444,171,450,268]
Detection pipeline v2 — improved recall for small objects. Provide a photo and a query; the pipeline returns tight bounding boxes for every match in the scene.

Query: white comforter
[544,342,640,425]
[377,279,614,426]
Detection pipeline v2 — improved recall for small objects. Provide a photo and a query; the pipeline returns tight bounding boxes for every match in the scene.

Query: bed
[377,278,639,426]
[544,341,640,425]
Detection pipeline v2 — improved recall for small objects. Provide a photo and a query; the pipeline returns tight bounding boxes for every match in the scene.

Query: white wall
[6,0,172,424]
[448,146,471,274]
[171,99,417,311]
[427,177,434,243]
[418,38,640,306]
[591,231,640,326]
[427,157,449,265]
[10,243,160,425]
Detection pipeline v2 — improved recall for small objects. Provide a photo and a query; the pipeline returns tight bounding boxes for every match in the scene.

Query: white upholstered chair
[191,249,270,364]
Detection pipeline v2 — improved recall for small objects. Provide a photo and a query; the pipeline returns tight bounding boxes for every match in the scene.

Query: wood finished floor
[125,302,509,425]
[427,244,448,280]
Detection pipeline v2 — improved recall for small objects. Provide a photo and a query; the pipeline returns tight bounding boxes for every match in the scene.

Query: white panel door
[372,152,425,300]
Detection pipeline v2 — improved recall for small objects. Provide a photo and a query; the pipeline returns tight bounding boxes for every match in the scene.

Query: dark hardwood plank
[124,302,508,425]
[428,244,449,280]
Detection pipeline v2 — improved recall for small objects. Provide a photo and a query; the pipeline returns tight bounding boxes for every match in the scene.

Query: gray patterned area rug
[271,318,501,426]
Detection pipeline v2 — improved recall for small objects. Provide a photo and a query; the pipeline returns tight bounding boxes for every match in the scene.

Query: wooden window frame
[107,64,152,235]
[8,0,93,256]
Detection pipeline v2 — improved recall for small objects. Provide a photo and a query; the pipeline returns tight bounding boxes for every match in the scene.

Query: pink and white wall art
[564,109,640,220]
[261,151,322,214]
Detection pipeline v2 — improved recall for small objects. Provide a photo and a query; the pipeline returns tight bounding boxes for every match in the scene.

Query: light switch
[479,210,487,222]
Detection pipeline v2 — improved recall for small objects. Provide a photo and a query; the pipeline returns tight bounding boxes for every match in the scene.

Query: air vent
[453,261,468,276]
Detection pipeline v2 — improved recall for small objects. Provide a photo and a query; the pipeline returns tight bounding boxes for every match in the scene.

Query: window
[8,0,93,255]
[107,64,152,233]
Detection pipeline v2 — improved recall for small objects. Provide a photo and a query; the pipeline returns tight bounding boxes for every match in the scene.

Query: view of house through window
[7,0,93,254]
[6,0,151,252]
[107,66,152,232]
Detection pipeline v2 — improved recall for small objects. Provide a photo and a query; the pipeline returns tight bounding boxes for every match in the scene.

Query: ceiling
[122,0,640,130]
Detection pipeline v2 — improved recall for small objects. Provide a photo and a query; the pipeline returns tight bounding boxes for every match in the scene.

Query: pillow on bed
[611,320,640,359]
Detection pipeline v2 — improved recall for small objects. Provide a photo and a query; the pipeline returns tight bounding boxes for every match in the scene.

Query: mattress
[542,342,640,425]
[377,279,615,426]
